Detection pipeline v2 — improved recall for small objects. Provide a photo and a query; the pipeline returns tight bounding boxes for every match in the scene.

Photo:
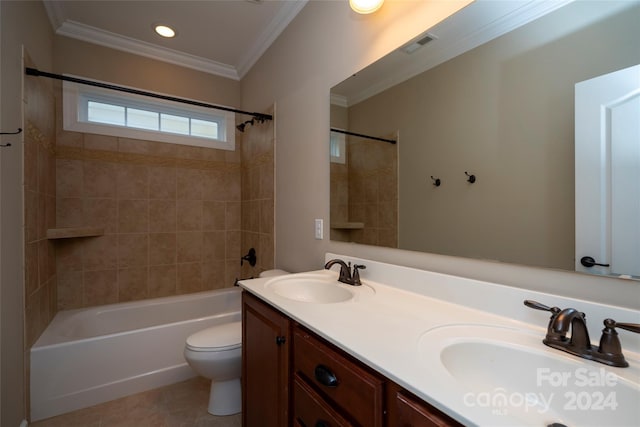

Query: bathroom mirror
[330,0,640,277]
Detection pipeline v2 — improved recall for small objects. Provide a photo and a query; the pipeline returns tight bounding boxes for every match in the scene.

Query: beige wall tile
[57,270,84,310]
[83,235,118,271]
[25,242,39,298]
[148,233,176,266]
[177,262,203,294]
[118,233,148,267]
[202,261,226,289]
[176,232,202,262]
[117,164,149,199]
[84,133,117,151]
[84,198,117,233]
[259,199,274,235]
[56,197,84,228]
[226,201,241,231]
[149,166,176,200]
[56,239,84,273]
[83,270,118,306]
[56,159,84,197]
[202,201,226,231]
[118,267,148,302]
[176,199,202,231]
[202,170,226,201]
[202,231,225,261]
[148,200,176,232]
[148,265,177,298]
[118,199,148,233]
[226,230,241,261]
[176,168,203,200]
[25,190,38,243]
[84,161,117,198]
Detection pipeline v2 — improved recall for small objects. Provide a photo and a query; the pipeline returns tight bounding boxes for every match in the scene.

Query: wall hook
[0,128,22,147]
[465,171,476,183]
[430,176,441,187]
[0,127,22,135]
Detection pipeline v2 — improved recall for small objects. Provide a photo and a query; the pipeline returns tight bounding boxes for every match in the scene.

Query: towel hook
[465,171,476,183]
[430,176,441,187]
[0,128,22,147]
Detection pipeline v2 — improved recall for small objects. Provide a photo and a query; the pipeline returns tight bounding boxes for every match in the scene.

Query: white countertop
[239,254,640,426]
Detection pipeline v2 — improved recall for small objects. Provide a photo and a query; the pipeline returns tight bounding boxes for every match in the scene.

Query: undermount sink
[264,272,374,304]
[418,325,640,426]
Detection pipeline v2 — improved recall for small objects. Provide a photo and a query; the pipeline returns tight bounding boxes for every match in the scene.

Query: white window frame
[63,78,236,151]
[330,131,346,164]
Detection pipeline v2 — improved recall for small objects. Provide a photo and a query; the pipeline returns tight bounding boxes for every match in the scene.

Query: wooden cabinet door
[242,292,291,427]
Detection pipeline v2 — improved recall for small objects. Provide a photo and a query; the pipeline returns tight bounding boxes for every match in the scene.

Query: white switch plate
[315,219,323,240]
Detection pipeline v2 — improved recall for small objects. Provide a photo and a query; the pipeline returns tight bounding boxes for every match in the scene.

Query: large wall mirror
[330,0,640,278]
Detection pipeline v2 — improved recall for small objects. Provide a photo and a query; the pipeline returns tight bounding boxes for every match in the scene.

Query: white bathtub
[30,287,241,421]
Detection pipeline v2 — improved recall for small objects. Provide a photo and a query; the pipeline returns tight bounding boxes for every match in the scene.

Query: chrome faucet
[525,300,640,367]
[324,259,366,286]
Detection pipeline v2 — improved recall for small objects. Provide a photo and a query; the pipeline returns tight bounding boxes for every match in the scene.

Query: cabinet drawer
[293,326,384,427]
[395,390,462,427]
[293,376,352,427]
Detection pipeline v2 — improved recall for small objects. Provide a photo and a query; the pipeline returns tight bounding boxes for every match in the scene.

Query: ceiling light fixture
[154,24,176,38]
[349,0,384,14]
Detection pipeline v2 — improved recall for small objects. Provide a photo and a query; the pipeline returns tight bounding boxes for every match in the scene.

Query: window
[63,79,235,150]
[330,131,346,164]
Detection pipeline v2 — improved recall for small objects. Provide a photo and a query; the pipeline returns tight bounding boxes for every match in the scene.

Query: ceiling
[43,0,308,80]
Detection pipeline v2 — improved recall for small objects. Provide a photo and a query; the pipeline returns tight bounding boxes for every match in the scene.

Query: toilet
[184,270,288,415]
[184,321,242,416]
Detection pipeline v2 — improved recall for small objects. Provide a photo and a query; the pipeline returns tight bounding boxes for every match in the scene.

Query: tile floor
[30,378,242,427]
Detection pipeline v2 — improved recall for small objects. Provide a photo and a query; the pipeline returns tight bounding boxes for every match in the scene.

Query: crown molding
[236,0,309,78]
[55,20,240,80]
[42,0,307,81]
[344,0,573,106]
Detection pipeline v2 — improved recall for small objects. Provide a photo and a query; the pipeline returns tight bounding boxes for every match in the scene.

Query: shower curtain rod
[25,67,273,122]
[330,128,396,144]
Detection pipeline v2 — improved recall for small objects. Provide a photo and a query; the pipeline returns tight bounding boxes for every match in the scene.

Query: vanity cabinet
[293,326,385,426]
[242,291,461,427]
[242,291,291,427]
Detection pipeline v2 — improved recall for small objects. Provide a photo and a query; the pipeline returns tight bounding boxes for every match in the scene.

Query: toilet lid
[186,321,241,351]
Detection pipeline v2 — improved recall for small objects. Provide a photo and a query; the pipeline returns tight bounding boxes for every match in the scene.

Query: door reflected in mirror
[330,0,640,278]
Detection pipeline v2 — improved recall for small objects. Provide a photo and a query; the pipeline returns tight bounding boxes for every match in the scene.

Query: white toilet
[184,321,242,416]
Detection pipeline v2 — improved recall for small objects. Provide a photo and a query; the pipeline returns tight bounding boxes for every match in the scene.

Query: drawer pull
[314,364,339,387]
[315,421,329,427]
[276,335,286,345]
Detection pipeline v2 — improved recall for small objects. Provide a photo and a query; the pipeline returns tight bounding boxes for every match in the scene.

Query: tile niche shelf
[330,222,365,230]
[46,227,105,240]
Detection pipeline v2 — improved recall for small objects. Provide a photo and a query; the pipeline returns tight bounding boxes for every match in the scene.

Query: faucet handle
[524,300,561,315]
[597,319,639,367]
[352,264,366,286]
[608,320,640,334]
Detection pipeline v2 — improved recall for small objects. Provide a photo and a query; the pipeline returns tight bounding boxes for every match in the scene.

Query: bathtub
[30,287,241,422]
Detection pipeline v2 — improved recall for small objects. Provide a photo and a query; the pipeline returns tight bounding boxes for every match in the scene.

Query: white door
[575,64,640,277]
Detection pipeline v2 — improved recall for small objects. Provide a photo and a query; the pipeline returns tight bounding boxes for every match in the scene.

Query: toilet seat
[186,321,241,352]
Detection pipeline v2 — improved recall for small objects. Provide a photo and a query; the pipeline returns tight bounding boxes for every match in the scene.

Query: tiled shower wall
[348,138,398,248]
[53,87,269,309]
[240,111,275,279]
[23,56,57,348]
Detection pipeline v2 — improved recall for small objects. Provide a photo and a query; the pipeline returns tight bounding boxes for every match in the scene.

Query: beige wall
[53,36,240,108]
[346,3,640,270]
[241,0,639,309]
[1,1,54,424]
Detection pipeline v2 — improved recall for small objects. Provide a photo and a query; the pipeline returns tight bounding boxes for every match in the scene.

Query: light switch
[315,219,323,240]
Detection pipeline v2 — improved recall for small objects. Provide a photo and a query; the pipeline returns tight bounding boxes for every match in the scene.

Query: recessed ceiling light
[349,0,384,14]
[154,24,176,38]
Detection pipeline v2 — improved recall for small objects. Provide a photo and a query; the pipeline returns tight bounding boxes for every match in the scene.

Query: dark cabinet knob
[275,335,286,345]
[314,364,339,387]
[315,421,330,427]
